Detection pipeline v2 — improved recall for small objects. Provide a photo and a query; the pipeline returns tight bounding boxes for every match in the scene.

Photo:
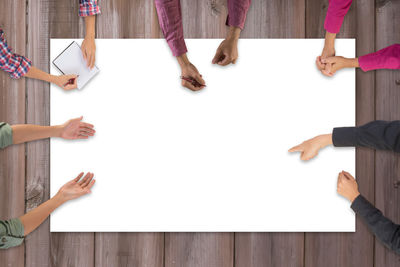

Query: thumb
[212,50,222,64]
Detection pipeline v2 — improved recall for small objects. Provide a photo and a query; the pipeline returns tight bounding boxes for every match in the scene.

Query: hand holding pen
[177,54,206,91]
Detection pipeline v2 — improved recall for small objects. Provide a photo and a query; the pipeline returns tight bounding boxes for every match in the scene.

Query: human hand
[58,116,95,140]
[316,32,336,73]
[288,134,332,161]
[337,171,360,203]
[212,26,240,66]
[177,54,206,91]
[212,38,239,66]
[52,74,78,90]
[321,56,360,77]
[56,172,95,202]
[81,37,96,69]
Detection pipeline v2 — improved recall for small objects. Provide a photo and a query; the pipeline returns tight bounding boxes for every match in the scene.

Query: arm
[358,44,400,71]
[288,134,332,161]
[337,171,400,254]
[19,172,95,236]
[24,66,78,90]
[79,0,100,69]
[154,0,205,91]
[332,120,400,152]
[154,0,187,57]
[212,0,251,66]
[0,29,32,79]
[316,0,353,73]
[11,116,95,145]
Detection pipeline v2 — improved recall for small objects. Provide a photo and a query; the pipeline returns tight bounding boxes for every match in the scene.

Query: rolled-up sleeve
[79,0,101,17]
[0,29,32,79]
[226,0,252,30]
[0,122,13,149]
[358,44,400,72]
[324,0,353,34]
[0,218,25,249]
[154,0,187,57]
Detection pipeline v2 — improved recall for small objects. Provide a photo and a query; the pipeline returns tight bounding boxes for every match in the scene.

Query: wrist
[85,33,95,40]
[177,54,190,67]
[317,134,333,148]
[48,74,58,84]
[226,26,241,41]
[53,193,68,206]
[52,125,64,138]
[324,32,336,49]
[350,192,360,203]
[349,58,360,68]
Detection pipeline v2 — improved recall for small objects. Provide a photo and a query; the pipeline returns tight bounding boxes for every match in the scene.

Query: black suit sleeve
[332,120,400,152]
[351,194,400,254]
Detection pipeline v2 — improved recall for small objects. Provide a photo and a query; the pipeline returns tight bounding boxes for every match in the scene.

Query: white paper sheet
[50,39,355,232]
[52,41,99,89]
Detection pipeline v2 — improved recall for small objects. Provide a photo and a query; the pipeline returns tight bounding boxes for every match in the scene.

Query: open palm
[60,116,95,140]
[57,172,95,202]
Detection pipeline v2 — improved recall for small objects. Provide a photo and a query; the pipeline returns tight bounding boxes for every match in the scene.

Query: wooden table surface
[0,0,399,266]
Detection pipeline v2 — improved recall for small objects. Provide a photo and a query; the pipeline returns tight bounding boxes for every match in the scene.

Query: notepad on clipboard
[52,41,99,90]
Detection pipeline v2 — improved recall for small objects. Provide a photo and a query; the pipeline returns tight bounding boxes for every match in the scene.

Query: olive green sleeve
[0,218,24,249]
[0,122,13,149]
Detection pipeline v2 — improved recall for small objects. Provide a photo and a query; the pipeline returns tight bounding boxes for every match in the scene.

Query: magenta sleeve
[226,0,252,30]
[154,0,188,57]
[324,0,353,34]
[359,44,400,72]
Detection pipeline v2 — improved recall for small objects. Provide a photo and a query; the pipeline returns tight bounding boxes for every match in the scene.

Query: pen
[180,76,206,88]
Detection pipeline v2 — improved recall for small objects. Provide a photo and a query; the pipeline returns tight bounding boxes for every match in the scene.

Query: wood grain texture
[234,1,305,266]
[25,0,51,266]
[304,0,375,266]
[95,233,164,267]
[375,0,400,266]
[48,1,94,266]
[0,1,27,266]
[94,3,164,267]
[165,233,233,267]
[235,233,304,267]
[306,0,355,38]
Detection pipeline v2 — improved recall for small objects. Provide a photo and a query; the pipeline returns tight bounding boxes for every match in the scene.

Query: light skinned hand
[316,45,335,72]
[53,74,78,90]
[337,171,360,203]
[321,56,360,77]
[81,37,96,69]
[212,38,239,66]
[288,134,332,161]
[59,116,95,140]
[56,172,95,202]
[180,62,206,91]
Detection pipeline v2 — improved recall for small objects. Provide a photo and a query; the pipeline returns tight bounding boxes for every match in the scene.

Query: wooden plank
[235,233,304,267]
[0,0,27,266]
[165,233,233,267]
[375,0,400,266]
[304,0,375,266]
[48,1,94,266]
[95,233,163,267]
[234,1,305,267]
[306,0,355,38]
[94,2,164,267]
[25,0,52,266]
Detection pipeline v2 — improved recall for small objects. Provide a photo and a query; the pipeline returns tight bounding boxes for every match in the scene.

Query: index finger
[288,144,302,152]
[80,122,95,129]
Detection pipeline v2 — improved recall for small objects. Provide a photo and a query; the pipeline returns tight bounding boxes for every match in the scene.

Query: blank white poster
[50,39,355,232]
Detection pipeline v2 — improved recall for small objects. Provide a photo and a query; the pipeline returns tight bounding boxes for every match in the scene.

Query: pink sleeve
[226,0,252,29]
[324,0,353,34]
[154,0,187,57]
[358,44,400,72]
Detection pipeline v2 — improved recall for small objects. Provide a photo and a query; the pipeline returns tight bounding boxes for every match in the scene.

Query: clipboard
[52,41,99,90]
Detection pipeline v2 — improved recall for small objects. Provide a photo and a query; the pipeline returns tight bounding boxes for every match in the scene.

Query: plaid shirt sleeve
[79,0,101,17]
[0,29,32,79]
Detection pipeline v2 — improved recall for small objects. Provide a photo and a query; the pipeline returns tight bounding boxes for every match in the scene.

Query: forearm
[226,26,241,41]
[24,66,56,83]
[358,44,400,71]
[324,32,336,50]
[332,120,400,151]
[11,124,62,144]
[84,15,96,39]
[352,194,400,254]
[324,0,353,34]
[226,0,251,30]
[19,194,65,236]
